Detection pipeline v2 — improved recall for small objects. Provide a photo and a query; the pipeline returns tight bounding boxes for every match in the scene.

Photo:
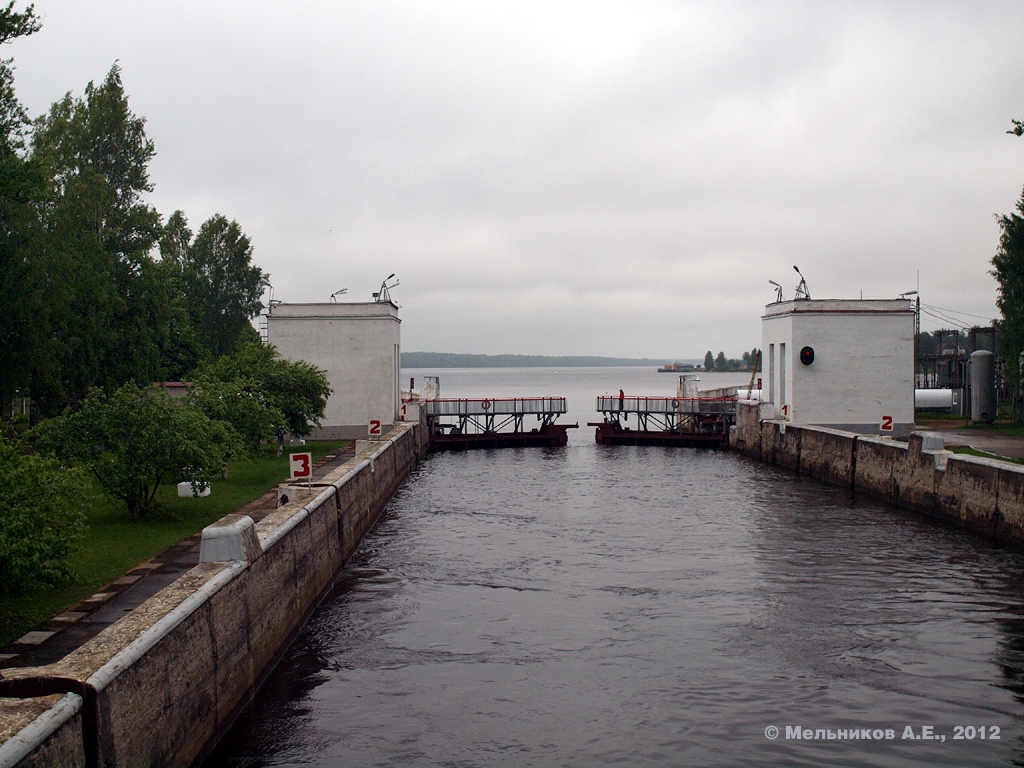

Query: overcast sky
[8,1,1024,358]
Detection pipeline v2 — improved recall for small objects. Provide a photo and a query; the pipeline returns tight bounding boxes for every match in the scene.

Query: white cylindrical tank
[971,350,995,424]
[914,389,954,409]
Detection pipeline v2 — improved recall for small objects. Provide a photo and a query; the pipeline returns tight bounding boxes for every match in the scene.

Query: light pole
[793,266,810,300]
[900,291,920,387]
[374,274,399,304]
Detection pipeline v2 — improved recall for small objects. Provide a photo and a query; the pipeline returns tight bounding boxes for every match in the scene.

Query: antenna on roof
[374,274,399,304]
[769,279,784,303]
[793,265,810,300]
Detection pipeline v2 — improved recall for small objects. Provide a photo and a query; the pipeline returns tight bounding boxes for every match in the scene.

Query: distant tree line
[702,348,761,372]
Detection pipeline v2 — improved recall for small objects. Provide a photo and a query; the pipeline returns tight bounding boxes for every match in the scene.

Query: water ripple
[209,398,1024,767]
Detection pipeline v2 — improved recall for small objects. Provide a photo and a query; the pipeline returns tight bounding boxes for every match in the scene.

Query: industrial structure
[916,325,1003,420]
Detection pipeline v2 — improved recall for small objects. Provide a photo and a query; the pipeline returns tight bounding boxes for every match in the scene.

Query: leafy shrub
[34,381,243,518]
[197,342,331,438]
[0,437,87,595]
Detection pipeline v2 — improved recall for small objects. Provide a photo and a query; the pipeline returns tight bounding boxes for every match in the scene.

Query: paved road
[0,444,356,670]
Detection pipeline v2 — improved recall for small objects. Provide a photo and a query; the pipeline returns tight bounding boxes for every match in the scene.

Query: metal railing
[425,397,567,417]
[595,396,736,416]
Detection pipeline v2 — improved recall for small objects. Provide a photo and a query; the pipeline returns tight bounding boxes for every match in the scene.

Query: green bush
[34,381,243,518]
[197,342,331,438]
[0,437,87,595]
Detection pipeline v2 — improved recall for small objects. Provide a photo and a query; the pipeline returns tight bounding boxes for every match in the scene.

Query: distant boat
[658,362,696,373]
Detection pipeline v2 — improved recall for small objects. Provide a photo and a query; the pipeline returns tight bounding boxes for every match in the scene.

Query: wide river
[207,367,1024,767]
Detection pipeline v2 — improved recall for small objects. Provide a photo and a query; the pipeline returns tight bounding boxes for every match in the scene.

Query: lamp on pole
[374,274,399,304]
[793,266,810,300]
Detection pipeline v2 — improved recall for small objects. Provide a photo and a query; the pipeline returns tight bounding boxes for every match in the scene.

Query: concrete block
[199,514,261,563]
[178,481,210,497]
[15,631,56,645]
[924,449,953,471]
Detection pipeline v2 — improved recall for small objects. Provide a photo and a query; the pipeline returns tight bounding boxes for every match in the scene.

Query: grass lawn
[917,413,1024,437]
[0,440,349,646]
[945,445,1024,464]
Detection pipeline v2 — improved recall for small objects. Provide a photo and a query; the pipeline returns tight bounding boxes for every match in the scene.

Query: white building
[762,298,915,436]
[267,301,401,439]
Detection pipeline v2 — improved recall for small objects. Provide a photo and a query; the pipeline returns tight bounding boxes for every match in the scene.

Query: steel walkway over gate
[425,397,577,450]
[590,395,736,446]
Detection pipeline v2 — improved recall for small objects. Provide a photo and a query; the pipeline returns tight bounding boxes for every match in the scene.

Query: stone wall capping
[199,514,261,564]
[0,419,428,766]
[0,692,82,768]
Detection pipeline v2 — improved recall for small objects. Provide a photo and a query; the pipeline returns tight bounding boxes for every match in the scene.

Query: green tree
[992,187,1024,377]
[0,432,87,595]
[0,2,46,412]
[161,211,267,360]
[30,64,167,411]
[703,350,714,371]
[151,257,206,381]
[197,342,331,438]
[188,375,286,451]
[188,375,287,477]
[159,208,191,265]
[0,2,39,45]
[715,351,727,370]
[35,381,242,518]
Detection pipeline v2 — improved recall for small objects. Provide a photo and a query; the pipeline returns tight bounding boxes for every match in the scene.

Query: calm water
[208,368,1024,767]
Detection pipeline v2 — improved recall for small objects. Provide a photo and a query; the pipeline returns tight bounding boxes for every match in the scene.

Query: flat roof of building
[763,298,915,318]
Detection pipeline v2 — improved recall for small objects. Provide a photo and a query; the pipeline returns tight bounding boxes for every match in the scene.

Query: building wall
[762,298,915,436]
[267,302,401,439]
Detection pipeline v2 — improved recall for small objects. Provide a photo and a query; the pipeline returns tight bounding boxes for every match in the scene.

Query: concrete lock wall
[731,401,1024,547]
[0,422,427,768]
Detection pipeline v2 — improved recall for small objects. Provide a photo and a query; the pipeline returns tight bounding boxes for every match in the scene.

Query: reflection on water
[206,369,1024,767]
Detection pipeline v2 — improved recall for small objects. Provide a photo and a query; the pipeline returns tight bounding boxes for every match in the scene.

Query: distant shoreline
[401,352,694,369]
